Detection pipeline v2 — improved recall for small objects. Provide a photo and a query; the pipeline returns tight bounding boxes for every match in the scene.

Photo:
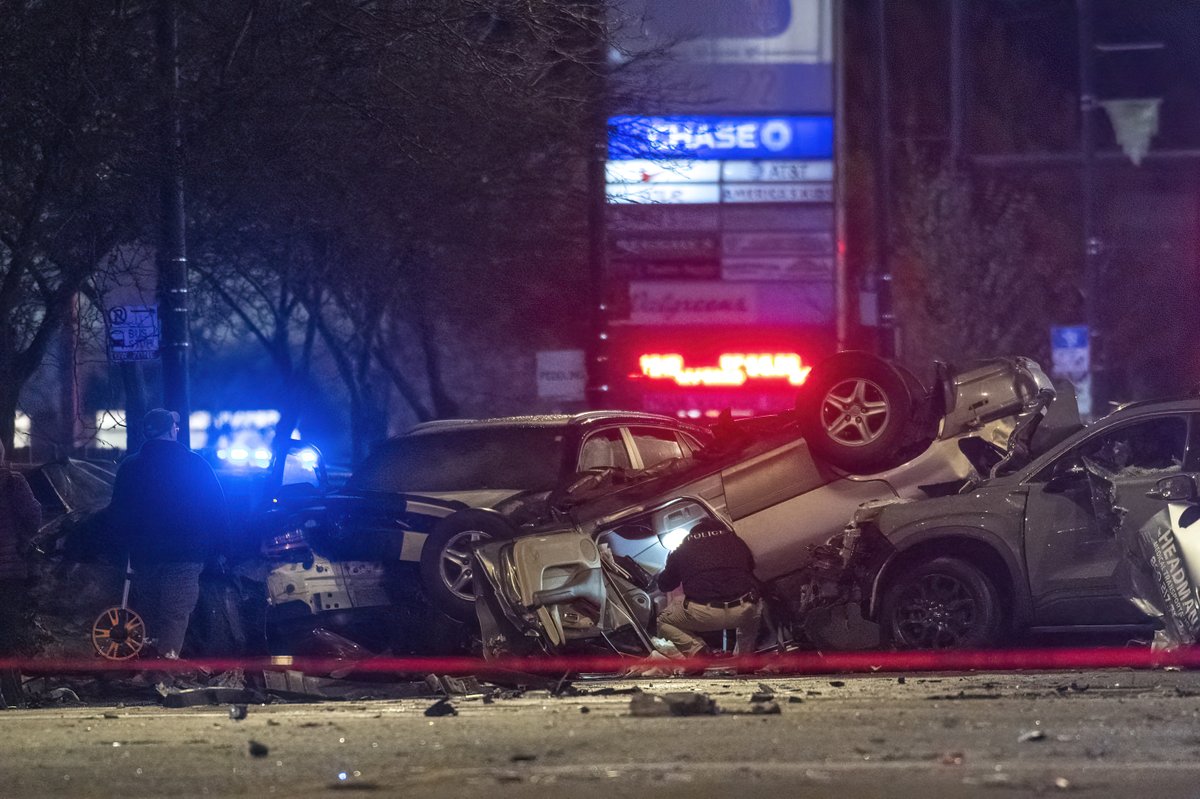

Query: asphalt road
[3,669,1200,798]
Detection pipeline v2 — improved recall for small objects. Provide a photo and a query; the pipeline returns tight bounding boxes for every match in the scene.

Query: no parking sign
[1051,325,1091,417]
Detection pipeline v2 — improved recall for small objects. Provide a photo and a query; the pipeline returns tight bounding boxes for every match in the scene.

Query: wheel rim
[92,607,146,660]
[891,572,981,649]
[819,377,891,447]
[439,529,493,602]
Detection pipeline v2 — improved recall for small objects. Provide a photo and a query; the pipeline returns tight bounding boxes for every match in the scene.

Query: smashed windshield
[346,427,568,493]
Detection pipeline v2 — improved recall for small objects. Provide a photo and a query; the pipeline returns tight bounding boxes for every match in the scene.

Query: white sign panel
[721,182,833,203]
[721,160,833,182]
[537,350,587,401]
[605,159,721,184]
[107,304,160,362]
[608,205,721,232]
[722,231,833,256]
[607,183,721,205]
[722,256,833,281]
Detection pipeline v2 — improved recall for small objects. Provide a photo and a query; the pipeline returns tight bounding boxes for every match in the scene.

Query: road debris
[629,692,718,717]
[1018,729,1047,742]
[247,740,270,758]
[425,673,486,696]
[229,704,248,721]
[159,686,255,708]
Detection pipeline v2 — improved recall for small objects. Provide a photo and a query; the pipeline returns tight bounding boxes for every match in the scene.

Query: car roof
[1105,396,1200,419]
[400,410,705,437]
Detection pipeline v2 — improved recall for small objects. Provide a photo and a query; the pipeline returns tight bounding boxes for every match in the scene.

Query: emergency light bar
[637,353,812,387]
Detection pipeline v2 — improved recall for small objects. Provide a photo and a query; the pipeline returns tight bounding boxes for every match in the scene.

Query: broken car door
[1022,414,1191,626]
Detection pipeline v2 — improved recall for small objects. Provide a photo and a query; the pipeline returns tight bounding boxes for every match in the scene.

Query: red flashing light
[637,353,812,387]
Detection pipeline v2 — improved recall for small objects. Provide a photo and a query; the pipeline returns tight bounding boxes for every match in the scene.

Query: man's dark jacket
[657,524,757,603]
[108,440,228,566]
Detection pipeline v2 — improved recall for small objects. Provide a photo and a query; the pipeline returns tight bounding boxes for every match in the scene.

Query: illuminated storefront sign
[720,182,831,204]
[627,280,834,325]
[609,115,833,161]
[605,159,721,184]
[638,353,812,387]
[607,183,721,205]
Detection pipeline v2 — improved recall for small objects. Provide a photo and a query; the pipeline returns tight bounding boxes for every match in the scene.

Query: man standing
[108,409,228,659]
[0,440,41,707]
[655,517,762,660]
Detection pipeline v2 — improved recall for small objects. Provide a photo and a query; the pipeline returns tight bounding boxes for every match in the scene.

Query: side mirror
[1147,474,1197,502]
[1045,461,1087,493]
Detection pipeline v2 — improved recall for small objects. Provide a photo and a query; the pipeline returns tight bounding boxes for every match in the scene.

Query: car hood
[397,488,528,511]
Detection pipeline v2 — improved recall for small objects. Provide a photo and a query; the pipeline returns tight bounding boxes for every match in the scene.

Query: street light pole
[873,0,895,358]
[156,0,191,446]
[1077,0,1101,414]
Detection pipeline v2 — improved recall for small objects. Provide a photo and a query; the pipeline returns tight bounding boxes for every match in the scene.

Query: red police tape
[1,646,1199,678]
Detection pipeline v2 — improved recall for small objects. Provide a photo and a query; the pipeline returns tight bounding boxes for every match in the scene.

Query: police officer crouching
[655,518,762,662]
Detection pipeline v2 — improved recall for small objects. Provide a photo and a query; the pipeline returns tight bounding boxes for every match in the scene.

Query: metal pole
[949,0,966,165]
[585,1,610,410]
[156,0,190,446]
[833,0,849,351]
[1077,0,1101,413]
[874,0,895,357]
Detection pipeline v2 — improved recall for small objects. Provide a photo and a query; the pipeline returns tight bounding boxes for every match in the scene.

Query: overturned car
[471,352,1060,658]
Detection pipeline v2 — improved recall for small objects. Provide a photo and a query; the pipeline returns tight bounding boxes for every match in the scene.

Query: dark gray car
[851,394,1199,648]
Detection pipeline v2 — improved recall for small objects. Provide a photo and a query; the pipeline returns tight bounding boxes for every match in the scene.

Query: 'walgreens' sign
[629,282,757,324]
[626,281,835,326]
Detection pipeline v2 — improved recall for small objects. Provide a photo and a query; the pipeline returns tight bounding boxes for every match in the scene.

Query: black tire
[797,351,914,472]
[879,557,1003,650]
[419,509,518,622]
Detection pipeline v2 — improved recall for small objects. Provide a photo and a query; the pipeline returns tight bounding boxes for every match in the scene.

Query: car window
[347,427,567,493]
[578,429,633,471]
[629,426,686,468]
[1033,415,1188,481]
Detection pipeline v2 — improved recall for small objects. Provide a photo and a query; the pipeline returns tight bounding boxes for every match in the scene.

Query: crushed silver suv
[470,353,1056,659]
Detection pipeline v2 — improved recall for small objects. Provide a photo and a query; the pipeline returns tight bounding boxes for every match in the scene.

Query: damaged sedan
[472,351,1058,658]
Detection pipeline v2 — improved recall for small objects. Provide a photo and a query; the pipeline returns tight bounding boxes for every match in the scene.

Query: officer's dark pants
[133,562,203,658]
[0,578,33,707]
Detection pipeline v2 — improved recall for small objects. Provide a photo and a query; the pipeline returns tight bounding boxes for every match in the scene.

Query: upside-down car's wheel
[92,606,147,660]
[419,510,519,622]
[797,351,915,472]
[879,557,1003,650]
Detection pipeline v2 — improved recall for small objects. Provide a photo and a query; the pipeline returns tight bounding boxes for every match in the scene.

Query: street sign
[107,305,160,362]
[1051,325,1091,417]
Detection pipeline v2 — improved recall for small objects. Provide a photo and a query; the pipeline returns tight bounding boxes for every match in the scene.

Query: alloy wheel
[439,528,492,602]
[819,377,891,447]
[892,572,981,649]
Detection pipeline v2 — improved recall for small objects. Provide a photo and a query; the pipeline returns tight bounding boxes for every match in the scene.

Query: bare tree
[0,2,157,451]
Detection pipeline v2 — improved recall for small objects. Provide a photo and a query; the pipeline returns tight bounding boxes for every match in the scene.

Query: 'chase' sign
[609,115,833,161]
